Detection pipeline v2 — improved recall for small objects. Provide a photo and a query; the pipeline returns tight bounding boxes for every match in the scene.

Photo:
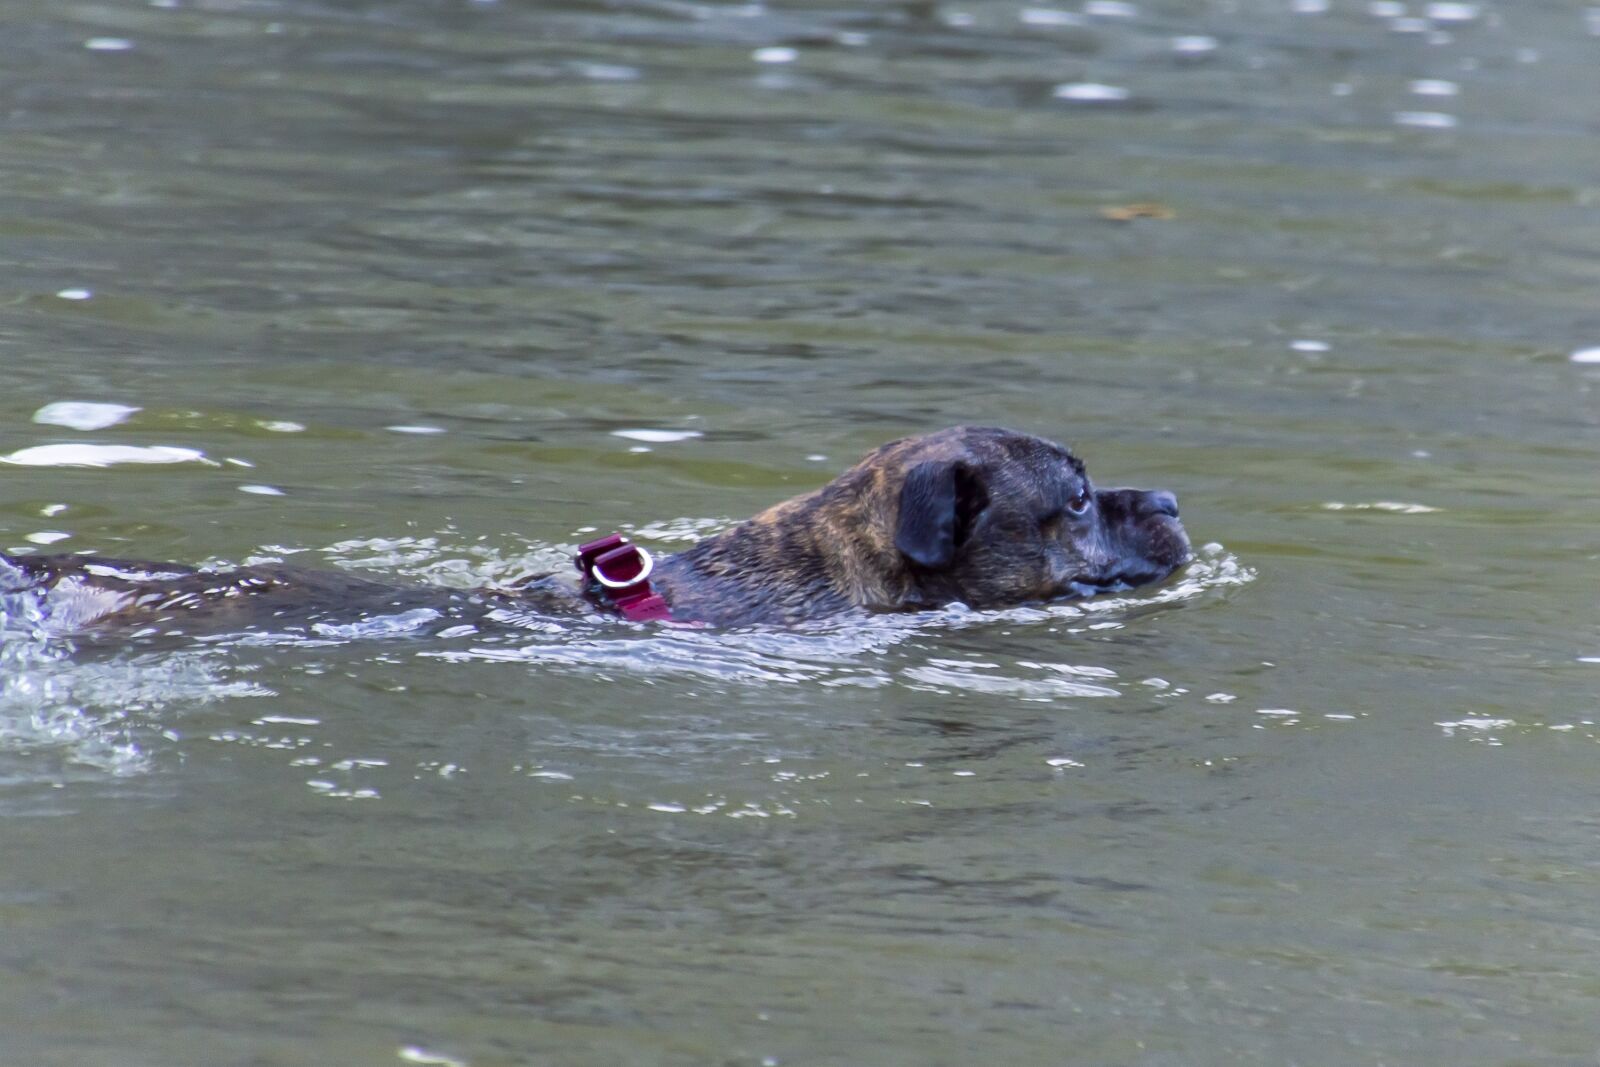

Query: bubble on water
[1569,347,1600,364]
[1425,2,1477,19]
[239,485,285,496]
[56,288,93,300]
[84,37,133,51]
[385,425,446,435]
[1291,0,1329,13]
[1172,35,1218,53]
[24,532,71,545]
[1084,0,1138,16]
[1291,339,1330,352]
[1368,0,1406,15]
[257,420,305,433]
[752,46,797,64]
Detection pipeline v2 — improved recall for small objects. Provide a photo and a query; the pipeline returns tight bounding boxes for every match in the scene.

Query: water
[3,0,1599,1063]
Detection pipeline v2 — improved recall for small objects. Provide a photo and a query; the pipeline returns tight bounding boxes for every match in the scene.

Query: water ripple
[0,539,1249,776]
[422,543,1251,689]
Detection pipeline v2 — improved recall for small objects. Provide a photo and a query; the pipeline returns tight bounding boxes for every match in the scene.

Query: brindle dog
[0,426,1189,633]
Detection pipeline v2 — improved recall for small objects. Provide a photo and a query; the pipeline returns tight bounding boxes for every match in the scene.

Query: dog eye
[1065,489,1092,517]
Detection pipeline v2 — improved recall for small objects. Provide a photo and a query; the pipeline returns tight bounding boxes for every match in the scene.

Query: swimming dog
[0,426,1190,632]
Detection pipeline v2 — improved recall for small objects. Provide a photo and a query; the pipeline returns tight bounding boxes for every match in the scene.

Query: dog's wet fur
[0,426,1190,634]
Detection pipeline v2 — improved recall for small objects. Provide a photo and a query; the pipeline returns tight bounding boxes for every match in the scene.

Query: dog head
[887,426,1191,609]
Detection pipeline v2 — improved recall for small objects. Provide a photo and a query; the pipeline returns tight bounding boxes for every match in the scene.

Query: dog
[0,426,1189,633]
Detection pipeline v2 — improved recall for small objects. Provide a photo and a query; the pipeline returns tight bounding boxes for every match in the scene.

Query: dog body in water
[0,426,1189,633]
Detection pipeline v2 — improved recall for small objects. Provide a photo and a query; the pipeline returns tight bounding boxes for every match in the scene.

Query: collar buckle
[576,534,674,622]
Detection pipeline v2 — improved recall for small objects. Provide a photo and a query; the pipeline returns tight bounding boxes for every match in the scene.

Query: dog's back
[0,552,537,637]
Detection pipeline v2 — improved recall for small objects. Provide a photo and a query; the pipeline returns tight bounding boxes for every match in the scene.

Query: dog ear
[895,460,989,568]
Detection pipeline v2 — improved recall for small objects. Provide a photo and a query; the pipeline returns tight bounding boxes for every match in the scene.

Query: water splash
[0,537,1250,776]
[0,567,270,778]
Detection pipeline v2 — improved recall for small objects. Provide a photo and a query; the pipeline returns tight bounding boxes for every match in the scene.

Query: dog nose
[1147,490,1179,519]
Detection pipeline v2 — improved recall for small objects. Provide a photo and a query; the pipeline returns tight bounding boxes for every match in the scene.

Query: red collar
[575,533,675,622]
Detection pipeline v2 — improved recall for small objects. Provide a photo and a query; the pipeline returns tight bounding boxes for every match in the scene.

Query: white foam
[1084,0,1138,16]
[1,444,205,467]
[1020,7,1084,25]
[1409,79,1459,96]
[1053,82,1130,102]
[33,402,139,431]
[574,62,639,81]
[611,429,704,443]
[1394,110,1458,128]
[1322,500,1440,514]
[1436,716,1513,736]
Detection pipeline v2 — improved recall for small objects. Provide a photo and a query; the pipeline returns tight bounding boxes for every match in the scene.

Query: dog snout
[1096,486,1179,521]
[1145,489,1179,519]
